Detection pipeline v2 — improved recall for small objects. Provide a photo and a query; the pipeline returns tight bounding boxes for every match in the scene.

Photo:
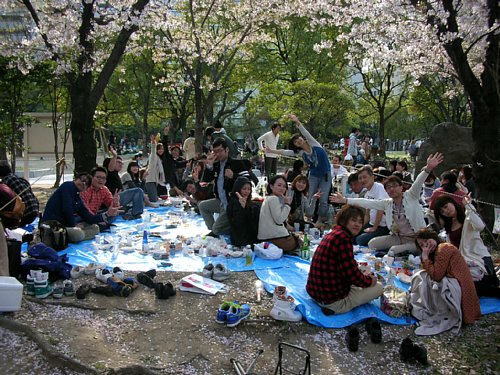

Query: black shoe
[122,213,141,221]
[137,272,156,289]
[76,284,92,300]
[155,282,169,300]
[321,307,335,316]
[413,344,428,365]
[120,284,132,297]
[206,231,218,238]
[145,269,157,279]
[163,281,176,297]
[345,327,360,352]
[400,337,414,362]
[365,318,382,344]
[91,285,114,297]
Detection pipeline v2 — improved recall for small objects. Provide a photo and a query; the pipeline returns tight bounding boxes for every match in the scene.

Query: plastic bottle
[300,234,311,260]
[254,280,264,302]
[244,245,253,266]
[142,230,148,252]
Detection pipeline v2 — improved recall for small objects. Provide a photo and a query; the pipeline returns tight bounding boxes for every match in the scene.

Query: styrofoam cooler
[0,276,23,312]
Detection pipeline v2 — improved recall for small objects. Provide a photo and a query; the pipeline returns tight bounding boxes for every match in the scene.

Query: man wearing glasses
[80,167,120,225]
[330,153,444,256]
[42,173,120,243]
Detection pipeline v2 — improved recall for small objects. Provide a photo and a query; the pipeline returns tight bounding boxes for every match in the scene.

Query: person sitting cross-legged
[306,205,383,314]
[42,173,120,242]
[330,153,444,256]
[80,167,120,228]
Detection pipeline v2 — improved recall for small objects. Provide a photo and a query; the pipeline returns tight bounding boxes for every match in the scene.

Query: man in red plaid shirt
[306,205,383,314]
[80,167,119,222]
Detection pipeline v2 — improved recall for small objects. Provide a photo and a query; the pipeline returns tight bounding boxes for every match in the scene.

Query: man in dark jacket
[199,138,257,236]
[42,173,119,242]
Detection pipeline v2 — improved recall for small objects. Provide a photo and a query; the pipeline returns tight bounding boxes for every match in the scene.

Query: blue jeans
[355,224,390,246]
[119,188,144,216]
[308,171,332,219]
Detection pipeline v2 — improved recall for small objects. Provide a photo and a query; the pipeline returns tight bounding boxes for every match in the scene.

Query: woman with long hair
[227,176,259,247]
[144,135,167,202]
[121,161,144,190]
[433,195,499,297]
[415,228,481,325]
[429,171,467,210]
[287,175,319,231]
[258,175,301,255]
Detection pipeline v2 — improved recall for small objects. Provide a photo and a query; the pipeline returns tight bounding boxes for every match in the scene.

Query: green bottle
[301,234,311,260]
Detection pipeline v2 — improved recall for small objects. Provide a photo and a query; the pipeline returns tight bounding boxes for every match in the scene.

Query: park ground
[0,172,499,375]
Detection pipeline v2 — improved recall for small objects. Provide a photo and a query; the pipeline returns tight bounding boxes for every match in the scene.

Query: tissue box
[0,276,23,312]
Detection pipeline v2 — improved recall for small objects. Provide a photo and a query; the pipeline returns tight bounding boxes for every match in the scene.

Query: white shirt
[257,130,280,158]
[330,164,348,179]
[364,182,388,226]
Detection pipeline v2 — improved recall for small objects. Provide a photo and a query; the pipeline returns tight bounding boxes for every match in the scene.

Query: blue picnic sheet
[254,255,500,328]
[38,205,500,328]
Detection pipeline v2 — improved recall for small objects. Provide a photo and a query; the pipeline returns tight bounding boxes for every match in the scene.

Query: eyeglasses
[385,184,401,190]
[93,175,107,181]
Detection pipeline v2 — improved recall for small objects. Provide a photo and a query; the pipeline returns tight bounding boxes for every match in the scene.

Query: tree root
[116,307,158,315]
[0,317,97,374]
[24,296,107,310]
[105,364,161,375]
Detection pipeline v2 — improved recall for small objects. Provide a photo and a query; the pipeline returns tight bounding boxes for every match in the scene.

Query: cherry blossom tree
[306,0,499,226]
[1,0,154,173]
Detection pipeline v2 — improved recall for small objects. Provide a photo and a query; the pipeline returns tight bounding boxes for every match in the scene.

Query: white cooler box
[0,276,23,312]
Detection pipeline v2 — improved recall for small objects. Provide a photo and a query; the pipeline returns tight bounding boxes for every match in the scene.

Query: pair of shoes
[400,337,428,365]
[106,277,133,297]
[365,318,382,343]
[215,301,251,327]
[52,284,64,299]
[30,270,53,299]
[203,263,231,282]
[154,281,176,299]
[96,267,124,283]
[270,286,302,322]
[345,326,360,352]
[137,270,157,289]
[76,284,92,300]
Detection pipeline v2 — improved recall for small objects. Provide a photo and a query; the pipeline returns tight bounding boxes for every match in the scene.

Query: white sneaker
[270,296,303,322]
[95,268,112,283]
[70,265,85,279]
[212,263,231,282]
[202,263,214,279]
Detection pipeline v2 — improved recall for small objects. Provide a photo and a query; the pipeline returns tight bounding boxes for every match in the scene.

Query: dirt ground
[0,187,498,375]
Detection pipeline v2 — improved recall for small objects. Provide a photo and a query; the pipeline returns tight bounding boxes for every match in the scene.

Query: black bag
[7,239,21,278]
[39,220,69,251]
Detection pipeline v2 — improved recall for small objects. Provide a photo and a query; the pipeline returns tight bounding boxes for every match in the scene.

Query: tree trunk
[378,111,386,157]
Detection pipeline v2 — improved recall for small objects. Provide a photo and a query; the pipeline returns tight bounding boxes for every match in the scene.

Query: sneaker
[26,275,35,296]
[112,267,124,280]
[63,280,75,296]
[163,281,176,297]
[226,303,251,327]
[202,263,214,279]
[216,301,234,324]
[365,318,382,344]
[96,268,112,283]
[35,279,53,299]
[345,327,360,352]
[270,296,302,322]
[76,284,92,300]
[70,265,85,279]
[52,285,64,299]
[212,263,231,282]
[155,282,168,299]
[85,263,104,275]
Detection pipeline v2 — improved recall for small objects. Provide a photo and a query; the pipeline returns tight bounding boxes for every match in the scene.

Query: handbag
[380,285,410,318]
[39,220,69,251]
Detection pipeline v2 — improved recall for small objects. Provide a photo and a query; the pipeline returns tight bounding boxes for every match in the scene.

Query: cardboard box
[0,276,23,312]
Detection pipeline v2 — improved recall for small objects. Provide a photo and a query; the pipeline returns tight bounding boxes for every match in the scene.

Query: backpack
[39,220,69,251]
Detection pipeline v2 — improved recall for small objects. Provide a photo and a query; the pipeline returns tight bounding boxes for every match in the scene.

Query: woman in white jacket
[144,135,166,202]
[258,175,301,255]
[433,195,499,297]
